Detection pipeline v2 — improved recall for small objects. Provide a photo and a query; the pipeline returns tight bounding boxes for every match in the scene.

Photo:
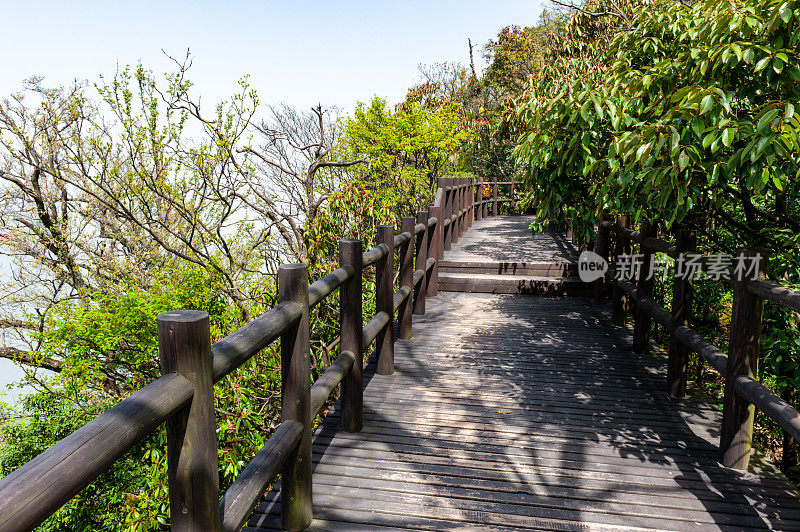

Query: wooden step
[438,260,577,276]
[437,272,591,295]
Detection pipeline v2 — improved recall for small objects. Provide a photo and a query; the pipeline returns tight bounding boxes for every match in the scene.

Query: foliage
[516,0,800,260]
[513,0,800,473]
[336,90,470,215]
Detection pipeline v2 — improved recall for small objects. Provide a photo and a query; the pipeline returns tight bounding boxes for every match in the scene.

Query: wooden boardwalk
[438,216,589,295]
[442,215,578,263]
[249,220,800,531]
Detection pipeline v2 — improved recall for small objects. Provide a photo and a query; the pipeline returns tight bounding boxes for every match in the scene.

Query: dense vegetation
[513,0,800,475]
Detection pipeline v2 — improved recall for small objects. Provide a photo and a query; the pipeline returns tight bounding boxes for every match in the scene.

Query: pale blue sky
[1,1,547,111]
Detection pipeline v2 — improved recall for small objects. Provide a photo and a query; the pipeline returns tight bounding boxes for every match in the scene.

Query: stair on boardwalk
[438,270,590,295]
[439,260,577,276]
[439,216,591,295]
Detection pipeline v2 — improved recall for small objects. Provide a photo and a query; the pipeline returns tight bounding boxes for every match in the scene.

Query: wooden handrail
[308,266,354,308]
[219,420,303,532]
[212,302,301,382]
[362,242,390,266]
[310,351,356,418]
[746,278,800,313]
[0,373,194,531]
[602,215,800,471]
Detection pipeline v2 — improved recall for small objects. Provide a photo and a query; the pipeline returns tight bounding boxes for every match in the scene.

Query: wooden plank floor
[444,215,578,264]
[249,293,800,531]
[248,218,800,531]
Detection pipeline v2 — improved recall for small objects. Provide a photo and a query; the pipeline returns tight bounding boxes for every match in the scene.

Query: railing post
[612,215,630,325]
[157,310,220,531]
[428,202,441,297]
[666,229,696,397]
[450,177,461,244]
[278,264,312,530]
[464,178,471,230]
[399,217,414,340]
[414,210,428,315]
[720,248,765,469]
[483,177,489,218]
[471,177,476,225]
[451,178,460,245]
[339,239,363,433]
[376,225,395,375]
[461,177,469,233]
[453,177,464,238]
[476,177,483,221]
[465,178,472,228]
[633,220,655,354]
[492,174,498,216]
[441,178,452,251]
[594,213,610,303]
[458,179,465,235]
[510,175,515,214]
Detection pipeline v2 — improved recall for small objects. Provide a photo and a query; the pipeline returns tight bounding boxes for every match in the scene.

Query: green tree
[336,89,470,215]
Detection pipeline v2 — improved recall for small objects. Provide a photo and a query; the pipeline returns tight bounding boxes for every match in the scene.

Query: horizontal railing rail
[595,217,800,471]
[0,175,493,531]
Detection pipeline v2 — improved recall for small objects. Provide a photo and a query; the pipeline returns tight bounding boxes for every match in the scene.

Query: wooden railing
[472,174,516,216]
[596,218,800,470]
[0,176,492,532]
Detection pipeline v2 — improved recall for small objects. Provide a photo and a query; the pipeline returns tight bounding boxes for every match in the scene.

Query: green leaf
[678,150,689,171]
[780,3,791,22]
[754,56,771,72]
[700,94,715,115]
[722,128,735,147]
[758,109,779,132]
[702,131,716,148]
[709,164,720,184]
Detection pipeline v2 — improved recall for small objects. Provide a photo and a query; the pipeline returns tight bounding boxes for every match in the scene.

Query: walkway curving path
[247,220,800,531]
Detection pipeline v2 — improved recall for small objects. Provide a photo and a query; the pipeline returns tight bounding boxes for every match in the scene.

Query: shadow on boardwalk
[251,293,800,531]
[445,216,579,264]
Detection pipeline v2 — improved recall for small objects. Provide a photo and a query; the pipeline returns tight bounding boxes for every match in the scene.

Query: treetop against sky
[1,0,546,111]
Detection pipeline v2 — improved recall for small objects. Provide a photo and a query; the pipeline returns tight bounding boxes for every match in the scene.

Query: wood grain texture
[398,217,415,340]
[375,226,395,375]
[0,373,192,532]
[339,239,363,434]
[594,213,610,303]
[157,310,220,531]
[612,215,632,326]
[220,420,302,532]
[633,220,655,354]
[667,229,696,397]
[720,248,765,470]
[278,264,313,531]
[413,210,428,315]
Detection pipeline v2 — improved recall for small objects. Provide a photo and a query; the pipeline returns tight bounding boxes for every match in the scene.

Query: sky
[1,0,547,112]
